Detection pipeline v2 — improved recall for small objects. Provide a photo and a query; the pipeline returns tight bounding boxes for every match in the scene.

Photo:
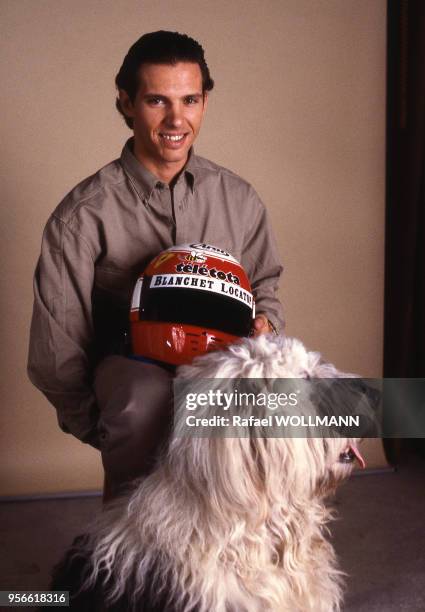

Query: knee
[95,356,173,445]
[95,356,173,412]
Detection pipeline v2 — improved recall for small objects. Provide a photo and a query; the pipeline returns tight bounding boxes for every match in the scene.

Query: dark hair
[115,30,214,129]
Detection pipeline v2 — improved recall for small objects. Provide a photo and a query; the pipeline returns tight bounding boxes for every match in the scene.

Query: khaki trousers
[94,356,174,501]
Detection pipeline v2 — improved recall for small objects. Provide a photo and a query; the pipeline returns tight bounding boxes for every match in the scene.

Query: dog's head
[174,335,366,505]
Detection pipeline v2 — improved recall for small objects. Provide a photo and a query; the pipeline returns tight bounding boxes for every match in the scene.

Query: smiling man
[28,31,284,499]
[120,61,207,182]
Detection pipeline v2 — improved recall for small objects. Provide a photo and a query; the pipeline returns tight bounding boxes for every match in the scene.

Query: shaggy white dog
[82,335,366,612]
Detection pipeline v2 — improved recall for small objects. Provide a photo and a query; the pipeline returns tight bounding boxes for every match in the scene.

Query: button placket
[175,187,192,244]
[125,172,151,209]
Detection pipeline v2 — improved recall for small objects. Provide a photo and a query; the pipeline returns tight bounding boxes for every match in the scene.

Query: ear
[118,89,135,119]
[202,91,209,113]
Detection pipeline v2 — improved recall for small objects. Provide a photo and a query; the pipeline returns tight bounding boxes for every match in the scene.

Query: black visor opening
[139,280,253,337]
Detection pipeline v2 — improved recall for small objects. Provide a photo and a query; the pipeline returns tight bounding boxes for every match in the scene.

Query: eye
[339,448,355,464]
[147,96,165,106]
[184,96,199,105]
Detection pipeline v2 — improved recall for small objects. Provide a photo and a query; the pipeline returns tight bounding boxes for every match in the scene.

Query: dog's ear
[205,437,319,519]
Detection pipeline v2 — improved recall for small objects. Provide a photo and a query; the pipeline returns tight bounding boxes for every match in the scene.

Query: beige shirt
[28,139,284,445]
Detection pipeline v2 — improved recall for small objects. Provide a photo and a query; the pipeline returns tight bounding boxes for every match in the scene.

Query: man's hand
[251,314,273,337]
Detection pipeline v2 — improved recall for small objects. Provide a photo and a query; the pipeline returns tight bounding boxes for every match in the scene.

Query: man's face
[120,62,207,177]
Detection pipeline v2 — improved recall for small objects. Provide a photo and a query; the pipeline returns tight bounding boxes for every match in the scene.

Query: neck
[132,140,187,184]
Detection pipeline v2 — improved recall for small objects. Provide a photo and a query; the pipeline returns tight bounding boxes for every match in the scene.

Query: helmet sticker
[175,262,240,285]
[188,243,231,258]
[150,273,253,308]
[164,243,238,263]
[183,250,207,263]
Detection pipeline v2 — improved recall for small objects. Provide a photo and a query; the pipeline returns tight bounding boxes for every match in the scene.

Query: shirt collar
[120,138,196,200]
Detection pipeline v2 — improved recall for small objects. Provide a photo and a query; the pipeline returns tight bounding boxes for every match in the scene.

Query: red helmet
[130,243,255,366]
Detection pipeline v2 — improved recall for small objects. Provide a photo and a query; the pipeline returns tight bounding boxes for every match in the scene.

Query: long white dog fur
[83,335,363,611]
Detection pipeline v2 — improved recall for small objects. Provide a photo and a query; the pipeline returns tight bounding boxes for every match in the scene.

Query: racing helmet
[130,243,255,366]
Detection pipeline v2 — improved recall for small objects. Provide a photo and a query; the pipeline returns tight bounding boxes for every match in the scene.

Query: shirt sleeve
[27,214,100,448]
[241,188,285,333]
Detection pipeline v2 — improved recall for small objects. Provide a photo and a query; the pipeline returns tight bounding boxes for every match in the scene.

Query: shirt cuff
[266,317,279,336]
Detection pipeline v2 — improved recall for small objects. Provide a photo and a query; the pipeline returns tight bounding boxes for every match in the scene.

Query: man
[28,31,284,499]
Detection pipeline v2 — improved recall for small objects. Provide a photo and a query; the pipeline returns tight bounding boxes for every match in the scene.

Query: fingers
[251,314,270,337]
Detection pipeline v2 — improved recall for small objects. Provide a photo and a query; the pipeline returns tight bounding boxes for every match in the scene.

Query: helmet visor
[139,276,253,337]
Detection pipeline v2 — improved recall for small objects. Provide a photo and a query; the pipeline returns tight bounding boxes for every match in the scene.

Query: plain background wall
[0,0,387,496]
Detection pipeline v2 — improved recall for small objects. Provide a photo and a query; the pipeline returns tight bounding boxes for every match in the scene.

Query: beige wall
[0,0,387,496]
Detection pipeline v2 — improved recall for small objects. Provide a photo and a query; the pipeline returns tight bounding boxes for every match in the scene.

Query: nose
[165,102,184,128]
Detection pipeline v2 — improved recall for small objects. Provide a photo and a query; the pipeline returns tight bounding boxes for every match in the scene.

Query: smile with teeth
[159,133,186,141]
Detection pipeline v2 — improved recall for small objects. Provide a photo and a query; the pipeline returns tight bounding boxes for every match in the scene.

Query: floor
[332,455,425,611]
[1,454,424,611]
